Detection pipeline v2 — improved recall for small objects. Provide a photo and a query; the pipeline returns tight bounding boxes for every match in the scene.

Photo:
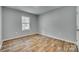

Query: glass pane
[25,24,30,29]
[22,16,30,23]
[22,24,30,31]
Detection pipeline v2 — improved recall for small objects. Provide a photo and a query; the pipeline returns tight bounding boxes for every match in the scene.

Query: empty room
[0,6,78,52]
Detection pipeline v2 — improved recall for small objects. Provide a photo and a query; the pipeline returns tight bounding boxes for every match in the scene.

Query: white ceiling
[6,6,63,15]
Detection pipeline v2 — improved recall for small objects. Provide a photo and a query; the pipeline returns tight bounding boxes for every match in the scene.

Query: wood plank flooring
[0,34,78,52]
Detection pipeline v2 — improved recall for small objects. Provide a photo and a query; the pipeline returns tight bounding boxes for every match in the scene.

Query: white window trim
[22,16,30,31]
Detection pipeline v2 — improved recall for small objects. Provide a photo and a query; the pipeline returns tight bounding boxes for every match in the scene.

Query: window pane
[22,24,30,31]
[25,24,30,29]
[22,16,30,23]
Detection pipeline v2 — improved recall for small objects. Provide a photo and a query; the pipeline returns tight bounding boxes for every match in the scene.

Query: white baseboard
[2,33,77,44]
[39,33,76,44]
[2,33,38,42]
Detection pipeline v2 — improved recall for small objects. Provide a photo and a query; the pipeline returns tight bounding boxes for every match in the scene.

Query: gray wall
[38,7,76,42]
[0,6,2,41]
[2,7,39,40]
[77,6,79,29]
[0,6,2,49]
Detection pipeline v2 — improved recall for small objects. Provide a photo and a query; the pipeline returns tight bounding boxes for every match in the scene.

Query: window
[22,16,30,31]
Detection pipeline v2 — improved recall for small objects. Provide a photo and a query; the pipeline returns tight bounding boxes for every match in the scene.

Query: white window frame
[22,16,30,31]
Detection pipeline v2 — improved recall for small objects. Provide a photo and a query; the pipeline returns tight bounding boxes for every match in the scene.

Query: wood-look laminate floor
[0,34,78,52]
